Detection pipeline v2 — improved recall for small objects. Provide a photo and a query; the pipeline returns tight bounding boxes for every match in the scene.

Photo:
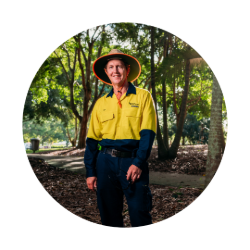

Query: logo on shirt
[129,102,139,108]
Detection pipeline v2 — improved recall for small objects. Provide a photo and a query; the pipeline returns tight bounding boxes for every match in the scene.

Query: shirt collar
[106,82,136,98]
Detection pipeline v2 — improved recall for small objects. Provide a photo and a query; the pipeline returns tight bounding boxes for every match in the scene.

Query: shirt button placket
[117,104,121,139]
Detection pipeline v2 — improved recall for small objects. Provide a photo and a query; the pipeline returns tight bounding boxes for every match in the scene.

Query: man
[84,49,157,227]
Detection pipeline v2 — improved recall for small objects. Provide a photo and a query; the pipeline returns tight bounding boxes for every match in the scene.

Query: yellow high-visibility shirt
[84,83,157,177]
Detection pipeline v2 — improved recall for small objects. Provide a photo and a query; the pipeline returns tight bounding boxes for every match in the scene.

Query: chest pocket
[124,108,141,118]
[123,108,141,139]
[100,111,115,135]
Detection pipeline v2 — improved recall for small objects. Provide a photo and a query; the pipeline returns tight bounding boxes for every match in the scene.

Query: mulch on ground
[35,145,208,176]
[28,157,203,227]
[148,145,207,175]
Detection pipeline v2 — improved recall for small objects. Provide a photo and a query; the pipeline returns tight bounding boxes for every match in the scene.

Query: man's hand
[86,177,97,191]
[126,165,142,184]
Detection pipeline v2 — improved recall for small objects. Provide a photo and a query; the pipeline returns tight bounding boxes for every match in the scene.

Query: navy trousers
[96,151,152,227]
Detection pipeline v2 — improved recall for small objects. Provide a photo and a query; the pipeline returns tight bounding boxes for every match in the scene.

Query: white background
[1,1,249,249]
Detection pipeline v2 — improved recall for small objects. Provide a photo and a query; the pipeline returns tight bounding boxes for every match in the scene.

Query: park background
[23,24,228,150]
[1,1,250,250]
[22,22,227,224]
[23,22,227,182]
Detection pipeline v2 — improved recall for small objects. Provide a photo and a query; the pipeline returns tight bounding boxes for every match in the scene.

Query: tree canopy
[23,22,227,152]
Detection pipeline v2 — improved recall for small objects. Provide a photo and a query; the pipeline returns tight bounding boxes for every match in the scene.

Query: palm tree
[205,74,223,187]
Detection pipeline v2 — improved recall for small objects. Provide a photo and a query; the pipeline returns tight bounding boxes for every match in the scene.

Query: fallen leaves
[148,145,208,175]
[34,145,208,176]
[28,157,204,227]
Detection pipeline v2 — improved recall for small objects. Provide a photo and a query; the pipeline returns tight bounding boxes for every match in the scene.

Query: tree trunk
[66,126,73,146]
[173,71,178,126]
[221,125,225,154]
[168,59,190,158]
[77,96,90,148]
[156,116,169,159]
[134,79,138,86]
[66,125,76,147]
[150,26,169,159]
[76,34,91,149]
[162,77,169,149]
[182,136,185,145]
[162,34,169,150]
[74,116,78,145]
[76,27,106,148]
[205,74,223,187]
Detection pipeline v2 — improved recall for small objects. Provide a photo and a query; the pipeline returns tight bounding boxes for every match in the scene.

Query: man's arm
[84,138,99,178]
[127,91,157,182]
[84,100,102,190]
[127,130,155,183]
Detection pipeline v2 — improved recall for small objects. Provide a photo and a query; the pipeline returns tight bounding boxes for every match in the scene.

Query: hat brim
[93,53,141,85]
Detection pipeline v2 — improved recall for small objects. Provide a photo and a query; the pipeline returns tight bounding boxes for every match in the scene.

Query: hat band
[106,57,123,61]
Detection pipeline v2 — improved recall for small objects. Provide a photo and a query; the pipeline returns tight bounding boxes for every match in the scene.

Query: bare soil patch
[28,157,203,227]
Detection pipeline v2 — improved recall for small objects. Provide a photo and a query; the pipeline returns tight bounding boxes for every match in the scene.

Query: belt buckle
[111,149,118,157]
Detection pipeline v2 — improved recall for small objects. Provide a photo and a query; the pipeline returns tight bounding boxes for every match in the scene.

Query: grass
[26,147,72,154]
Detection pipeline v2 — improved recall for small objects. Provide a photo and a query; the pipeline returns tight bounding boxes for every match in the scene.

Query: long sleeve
[132,92,157,169]
[84,100,102,178]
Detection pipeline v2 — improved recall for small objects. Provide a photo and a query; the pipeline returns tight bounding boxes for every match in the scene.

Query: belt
[101,147,136,158]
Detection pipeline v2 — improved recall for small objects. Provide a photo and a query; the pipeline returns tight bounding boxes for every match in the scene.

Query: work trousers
[96,151,152,227]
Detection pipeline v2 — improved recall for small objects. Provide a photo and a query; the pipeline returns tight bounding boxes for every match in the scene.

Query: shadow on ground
[27,154,205,188]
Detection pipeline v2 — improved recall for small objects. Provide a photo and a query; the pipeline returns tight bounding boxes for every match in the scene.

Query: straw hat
[93,49,141,86]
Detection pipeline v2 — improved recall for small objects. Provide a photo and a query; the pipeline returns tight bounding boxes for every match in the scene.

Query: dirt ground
[28,157,203,227]
[36,145,208,176]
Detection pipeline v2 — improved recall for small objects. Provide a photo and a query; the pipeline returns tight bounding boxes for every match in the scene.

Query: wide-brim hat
[93,49,141,86]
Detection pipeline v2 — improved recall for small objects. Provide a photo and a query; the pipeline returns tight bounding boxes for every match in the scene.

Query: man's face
[105,59,127,86]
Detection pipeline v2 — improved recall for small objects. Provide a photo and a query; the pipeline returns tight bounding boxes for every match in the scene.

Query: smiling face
[104,59,129,87]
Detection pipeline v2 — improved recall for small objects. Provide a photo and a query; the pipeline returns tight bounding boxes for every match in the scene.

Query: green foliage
[23,22,226,148]
[182,114,210,144]
[158,106,210,144]
[23,118,67,145]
